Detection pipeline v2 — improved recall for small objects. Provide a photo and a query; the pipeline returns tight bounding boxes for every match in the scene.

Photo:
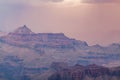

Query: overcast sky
[0,0,120,45]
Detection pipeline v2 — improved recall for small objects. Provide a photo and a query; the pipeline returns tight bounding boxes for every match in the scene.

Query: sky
[0,0,120,46]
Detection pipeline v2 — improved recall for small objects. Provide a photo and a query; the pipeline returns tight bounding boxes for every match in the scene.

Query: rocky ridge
[48,64,120,80]
[0,25,87,48]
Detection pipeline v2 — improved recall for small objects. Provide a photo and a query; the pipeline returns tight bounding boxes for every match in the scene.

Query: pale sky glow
[0,0,120,45]
[60,0,82,5]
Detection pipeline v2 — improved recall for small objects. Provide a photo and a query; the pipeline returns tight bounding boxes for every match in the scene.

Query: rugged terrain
[49,63,120,80]
[0,25,119,80]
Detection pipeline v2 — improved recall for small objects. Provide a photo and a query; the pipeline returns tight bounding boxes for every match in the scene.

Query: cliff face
[0,25,87,48]
[48,64,120,80]
[0,25,119,80]
[0,26,120,67]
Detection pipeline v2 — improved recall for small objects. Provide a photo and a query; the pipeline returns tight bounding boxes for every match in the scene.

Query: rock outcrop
[0,25,88,48]
[48,64,120,80]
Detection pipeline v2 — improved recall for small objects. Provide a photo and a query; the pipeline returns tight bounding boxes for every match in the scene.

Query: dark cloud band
[82,0,119,3]
[43,0,119,3]
[40,0,64,2]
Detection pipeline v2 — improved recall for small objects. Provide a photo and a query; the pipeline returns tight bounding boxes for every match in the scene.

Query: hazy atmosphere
[0,0,120,45]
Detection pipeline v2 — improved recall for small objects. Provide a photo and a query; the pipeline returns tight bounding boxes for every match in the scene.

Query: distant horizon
[0,0,120,46]
[0,25,119,46]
